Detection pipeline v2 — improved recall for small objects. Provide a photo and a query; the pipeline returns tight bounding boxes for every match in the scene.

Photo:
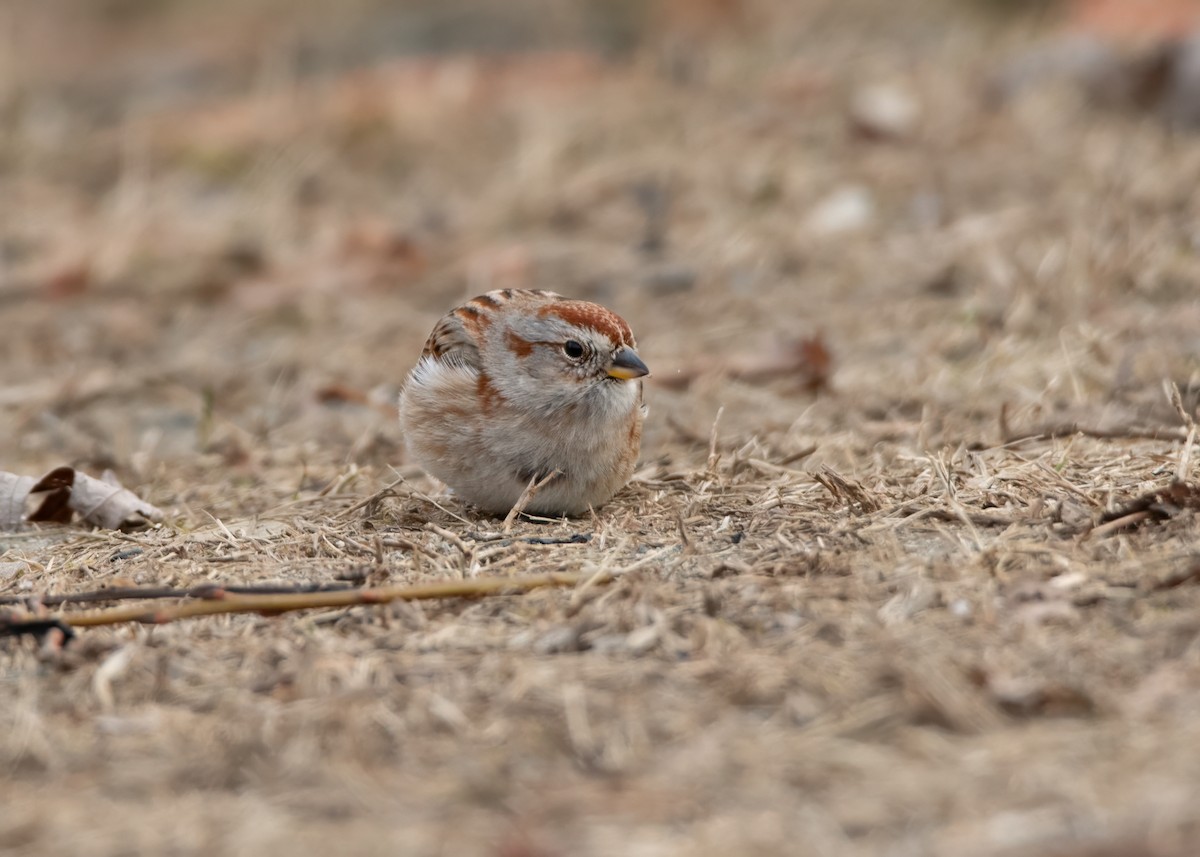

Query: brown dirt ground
[3,1,1200,855]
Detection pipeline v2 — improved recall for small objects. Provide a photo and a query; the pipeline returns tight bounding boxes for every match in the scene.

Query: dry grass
[3,1,1200,855]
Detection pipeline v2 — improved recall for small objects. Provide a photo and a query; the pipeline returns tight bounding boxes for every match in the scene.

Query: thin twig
[1087,511,1153,539]
[463,532,591,546]
[60,572,599,629]
[1084,480,1200,538]
[0,580,359,607]
[379,535,441,558]
[425,523,474,555]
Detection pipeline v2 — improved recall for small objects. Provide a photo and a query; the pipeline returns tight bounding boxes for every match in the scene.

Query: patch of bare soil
[3,1,1200,854]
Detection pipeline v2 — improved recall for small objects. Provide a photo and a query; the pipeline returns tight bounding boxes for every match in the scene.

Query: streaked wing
[422,310,481,369]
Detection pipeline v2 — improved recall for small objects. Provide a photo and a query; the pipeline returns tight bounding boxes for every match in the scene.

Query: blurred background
[5,3,1200,856]
[3,0,1199,482]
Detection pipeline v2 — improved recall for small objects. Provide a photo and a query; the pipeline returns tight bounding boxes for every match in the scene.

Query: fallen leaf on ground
[0,467,164,532]
[0,472,38,531]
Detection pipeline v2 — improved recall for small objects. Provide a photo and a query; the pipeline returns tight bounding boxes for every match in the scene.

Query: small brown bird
[399,289,649,516]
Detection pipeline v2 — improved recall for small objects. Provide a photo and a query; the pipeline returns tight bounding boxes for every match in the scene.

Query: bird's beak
[608,347,650,380]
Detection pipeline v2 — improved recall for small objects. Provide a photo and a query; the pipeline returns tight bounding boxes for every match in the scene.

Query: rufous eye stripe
[506,330,535,358]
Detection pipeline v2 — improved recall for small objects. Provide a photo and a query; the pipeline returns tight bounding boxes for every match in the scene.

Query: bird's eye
[563,340,586,359]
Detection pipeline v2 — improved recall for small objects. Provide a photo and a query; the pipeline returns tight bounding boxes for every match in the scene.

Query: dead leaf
[62,468,163,530]
[0,467,164,532]
[0,472,37,531]
[25,467,76,524]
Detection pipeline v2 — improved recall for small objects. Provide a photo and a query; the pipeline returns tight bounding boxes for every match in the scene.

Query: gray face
[513,316,615,379]
[484,314,638,418]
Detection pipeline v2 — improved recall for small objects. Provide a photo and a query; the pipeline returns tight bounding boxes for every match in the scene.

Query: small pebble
[804,186,875,236]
